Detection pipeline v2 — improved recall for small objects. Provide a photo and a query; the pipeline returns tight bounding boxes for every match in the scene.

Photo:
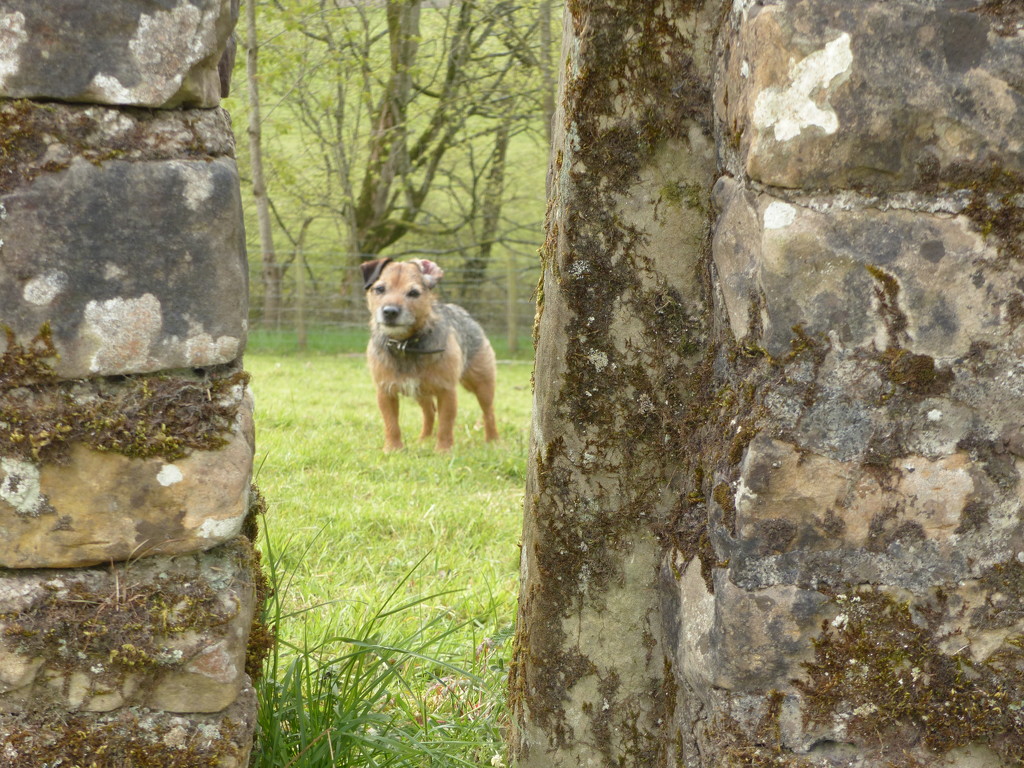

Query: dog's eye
[407,289,421,298]
[374,284,386,294]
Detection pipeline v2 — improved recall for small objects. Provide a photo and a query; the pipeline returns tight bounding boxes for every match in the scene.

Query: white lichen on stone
[157,464,184,487]
[0,458,46,517]
[734,478,756,509]
[588,349,609,371]
[175,162,215,211]
[82,3,218,105]
[86,72,135,104]
[0,12,27,89]
[183,332,240,367]
[197,514,243,541]
[763,201,797,230]
[568,259,589,277]
[22,270,68,306]
[126,3,211,102]
[83,293,162,374]
[753,32,853,142]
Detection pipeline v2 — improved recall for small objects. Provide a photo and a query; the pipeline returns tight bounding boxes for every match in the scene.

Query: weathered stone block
[0,384,254,569]
[0,0,237,108]
[712,177,1024,360]
[734,434,974,552]
[0,538,256,715]
[0,102,248,379]
[704,571,827,692]
[0,680,256,767]
[718,0,1024,190]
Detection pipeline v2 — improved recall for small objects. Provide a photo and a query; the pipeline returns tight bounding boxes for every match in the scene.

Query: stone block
[712,177,1024,360]
[716,429,1024,589]
[0,680,256,767]
[718,0,1024,190]
[0,538,256,715]
[0,102,248,379]
[0,383,254,569]
[733,434,976,553]
[0,0,238,108]
[705,570,827,692]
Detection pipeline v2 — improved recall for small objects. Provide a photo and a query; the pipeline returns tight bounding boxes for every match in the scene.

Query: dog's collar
[384,336,447,356]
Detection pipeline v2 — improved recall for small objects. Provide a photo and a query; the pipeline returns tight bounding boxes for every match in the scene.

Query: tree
[239,0,549,292]
[243,0,283,327]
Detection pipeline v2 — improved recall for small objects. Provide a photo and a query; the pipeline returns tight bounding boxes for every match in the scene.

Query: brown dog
[362,257,499,452]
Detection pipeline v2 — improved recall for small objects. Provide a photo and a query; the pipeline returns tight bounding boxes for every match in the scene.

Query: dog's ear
[361,258,392,290]
[410,259,444,289]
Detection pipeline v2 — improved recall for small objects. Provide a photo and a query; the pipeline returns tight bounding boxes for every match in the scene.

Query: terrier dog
[362,257,499,452]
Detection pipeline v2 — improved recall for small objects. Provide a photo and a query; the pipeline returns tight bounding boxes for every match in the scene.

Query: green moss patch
[796,588,1024,763]
[241,485,275,682]
[0,326,247,464]
[0,555,242,679]
[1,709,247,768]
[0,98,230,195]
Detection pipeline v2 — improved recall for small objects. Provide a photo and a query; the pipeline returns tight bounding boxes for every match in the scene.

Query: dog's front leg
[417,394,436,441]
[377,389,403,451]
[435,388,458,452]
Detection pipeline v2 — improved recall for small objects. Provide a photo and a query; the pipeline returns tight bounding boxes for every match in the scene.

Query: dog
[362,257,499,452]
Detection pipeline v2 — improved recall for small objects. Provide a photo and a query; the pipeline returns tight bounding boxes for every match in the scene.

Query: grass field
[245,343,532,766]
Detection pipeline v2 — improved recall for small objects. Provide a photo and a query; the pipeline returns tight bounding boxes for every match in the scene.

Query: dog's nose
[381,305,401,323]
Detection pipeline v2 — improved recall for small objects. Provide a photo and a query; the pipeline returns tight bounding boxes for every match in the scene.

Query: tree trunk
[514,1,1024,766]
[538,0,554,145]
[245,0,281,328]
[461,122,510,310]
[294,218,312,352]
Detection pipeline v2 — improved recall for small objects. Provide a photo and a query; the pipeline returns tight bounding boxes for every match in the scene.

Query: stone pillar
[516,0,1024,766]
[667,1,1024,766]
[0,3,260,765]
[508,2,719,765]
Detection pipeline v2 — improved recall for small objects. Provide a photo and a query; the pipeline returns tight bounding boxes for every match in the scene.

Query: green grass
[246,350,532,767]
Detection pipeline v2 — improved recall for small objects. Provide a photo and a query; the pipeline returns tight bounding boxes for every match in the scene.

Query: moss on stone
[1,709,246,768]
[241,484,275,682]
[0,548,244,680]
[917,161,1024,260]
[0,98,231,195]
[796,587,1024,763]
[975,0,1024,36]
[0,326,248,464]
[513,0,718,760]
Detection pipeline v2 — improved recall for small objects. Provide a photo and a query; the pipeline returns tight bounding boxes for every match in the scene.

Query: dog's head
[362,258,444,339]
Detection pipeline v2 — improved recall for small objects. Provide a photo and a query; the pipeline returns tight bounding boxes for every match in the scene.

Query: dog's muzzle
[381,305,402,324]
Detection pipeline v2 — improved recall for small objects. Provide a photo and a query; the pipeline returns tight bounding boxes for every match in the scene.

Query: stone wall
[514,1,1024,766]
[0,2,260,765]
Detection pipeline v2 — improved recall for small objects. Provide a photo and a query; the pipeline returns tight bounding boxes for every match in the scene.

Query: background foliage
[225,0,561,351]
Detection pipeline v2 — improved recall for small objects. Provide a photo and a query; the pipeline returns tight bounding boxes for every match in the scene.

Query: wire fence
[246,253,541,352]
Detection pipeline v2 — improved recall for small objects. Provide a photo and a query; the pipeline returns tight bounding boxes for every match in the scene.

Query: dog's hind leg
[377,389,404,452]
[463,351,499,443]
[473,379,499,443]
[435,388,458,452]
[417,394,436,441]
